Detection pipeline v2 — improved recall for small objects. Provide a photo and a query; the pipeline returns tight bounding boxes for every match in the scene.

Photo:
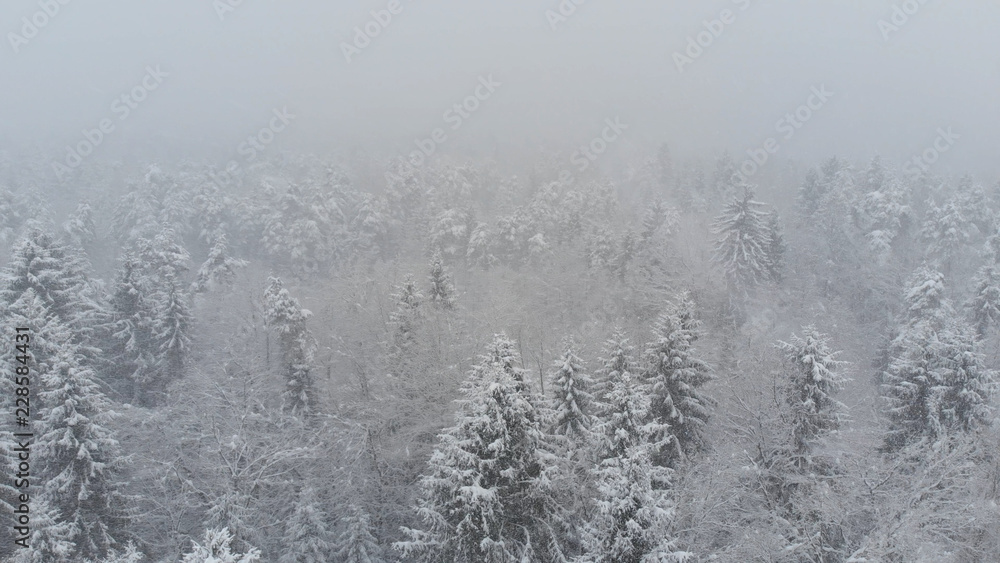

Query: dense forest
[0,146,997,562]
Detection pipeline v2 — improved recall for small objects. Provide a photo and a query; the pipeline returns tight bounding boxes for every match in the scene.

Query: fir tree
[334,505,385,563]
[150,280,192,403]
[594,329,638,402]
[389,274,423,353]
[181,528,261,563]
[765,211,786,282]
[711,186,773,292]
[427,253,456,310]
[582,372,692,563]
[797,168,823,216]
[263,277,318,414]
[0,228,105,355]
[279,489,333,563]
[62,201,96,248]
[10,498,75,563]
[105,253,158,402]
[34,331,131,559]
[883,321,996,450]
[641,298,715,466]
[549,344,594,438]
[395,335,565,562]
[776,327,849,465]
[967,264,1000,337]
[191,234,247,293]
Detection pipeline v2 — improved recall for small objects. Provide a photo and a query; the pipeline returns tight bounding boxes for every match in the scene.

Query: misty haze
[1,1,999,561]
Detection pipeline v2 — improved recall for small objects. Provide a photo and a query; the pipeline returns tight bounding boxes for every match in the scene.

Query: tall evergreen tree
[191,234,247,293]
[967,265,1000,337]
[883,321,996,450]
[105,253,158,402]
[334,505,385,563]
[427,253,456,310]
[641,298,715,466]
[28,312,131,559]
[279,489,333,563]
[263,277,318,414]
[0,228,105,356]
[765,212,786,282]
[711,186,773,292]
[389,274,423,353]
[395,335,565,562]
[582,371,691,563]
[549,344,594,438]
[150,281,192,403]
[776,327,848,466]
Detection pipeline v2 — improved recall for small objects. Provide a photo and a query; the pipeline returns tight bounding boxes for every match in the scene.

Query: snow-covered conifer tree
[776,327,848,464]
[711,185,773,291]
[883,321,996,450]
[582,370,692,563]
[549,344,594,438]
[263,277,317,414]
[334,505,384,563]
[641,298,714,466]
[191,234,247,293]
[278,489,333,563]
[34,331,130,559]
[427,253,456,310]
[62,201,96,248]
[967,264,1000,336]
[181,528,261,563]
[395,335,565,562]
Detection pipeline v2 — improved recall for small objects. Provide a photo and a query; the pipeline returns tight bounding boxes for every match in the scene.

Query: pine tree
[263,277,318,414]
[395,335,565,562]
[86,543,144,563]
[797,168,823,216]
[191,234,247,293]
[641,298,715,466]
[711,185,773,291]
[10,498,75,563]
[389,274,423,353]
[335,505,385,563]
[921,198,971,272]
[776,327,848,465]
[549,344,594,438]
[883,321,996,450]
[582,372,692,563]
[105,253,158,402]
[427,253,456,310]
[62,201,96,247]
[967,265,1000,337]
[0,228,105,354]
[765,212,786,282]
[594,329,637,402]
[150,281,192,403]
[279,489,333,563]
[33,331,130,559]
[181,528,261,563]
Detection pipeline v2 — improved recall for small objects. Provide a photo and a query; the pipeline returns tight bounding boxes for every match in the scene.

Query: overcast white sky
[2,0,998,178]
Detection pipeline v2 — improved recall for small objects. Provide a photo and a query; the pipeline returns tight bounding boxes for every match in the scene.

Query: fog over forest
[2,1,1000,562]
